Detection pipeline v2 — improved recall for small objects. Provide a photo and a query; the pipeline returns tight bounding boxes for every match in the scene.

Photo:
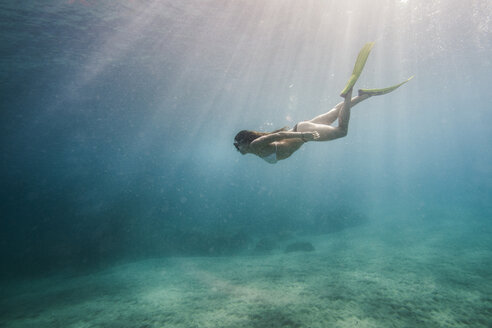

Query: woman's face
[234,140,248,154]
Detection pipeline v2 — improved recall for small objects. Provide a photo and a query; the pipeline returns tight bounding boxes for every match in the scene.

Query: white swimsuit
[261,142,278,164]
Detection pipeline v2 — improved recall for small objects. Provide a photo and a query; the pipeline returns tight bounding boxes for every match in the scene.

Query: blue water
[0,1,491,326]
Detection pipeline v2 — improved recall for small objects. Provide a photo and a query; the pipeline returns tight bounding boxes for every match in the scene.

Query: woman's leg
[295,89,356,141]
[337,88,352,132]
[308,94,371,125]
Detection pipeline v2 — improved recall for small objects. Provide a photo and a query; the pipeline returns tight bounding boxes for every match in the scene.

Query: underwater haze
[1,0,491,327]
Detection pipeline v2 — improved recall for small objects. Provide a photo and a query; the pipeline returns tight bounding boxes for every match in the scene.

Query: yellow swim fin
[340,42,375,97]
[358,76,414,96]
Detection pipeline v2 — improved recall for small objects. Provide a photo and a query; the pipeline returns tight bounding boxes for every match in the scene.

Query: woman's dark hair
[234,127,288,150]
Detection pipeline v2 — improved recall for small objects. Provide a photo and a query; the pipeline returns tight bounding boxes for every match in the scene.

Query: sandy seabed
[1,218,491,328]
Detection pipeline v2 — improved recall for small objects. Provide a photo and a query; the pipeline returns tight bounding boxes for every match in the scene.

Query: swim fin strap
[340,42,375,97]
[358,75,414,96]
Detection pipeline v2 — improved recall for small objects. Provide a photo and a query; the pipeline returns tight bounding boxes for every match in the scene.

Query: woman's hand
[302,131,320,141]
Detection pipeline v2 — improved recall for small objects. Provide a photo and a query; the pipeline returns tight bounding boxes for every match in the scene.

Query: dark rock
[285,242,315,253]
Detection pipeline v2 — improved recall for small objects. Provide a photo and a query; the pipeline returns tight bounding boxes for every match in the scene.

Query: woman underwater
[233,42,413,164]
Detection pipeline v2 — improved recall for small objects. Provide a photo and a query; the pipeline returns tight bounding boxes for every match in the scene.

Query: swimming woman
[233,42,413,164]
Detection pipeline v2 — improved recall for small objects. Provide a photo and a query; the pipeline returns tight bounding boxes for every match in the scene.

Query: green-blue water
[1,1,491,327]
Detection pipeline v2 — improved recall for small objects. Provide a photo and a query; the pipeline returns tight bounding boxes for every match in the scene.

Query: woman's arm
[251,131,319,148]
